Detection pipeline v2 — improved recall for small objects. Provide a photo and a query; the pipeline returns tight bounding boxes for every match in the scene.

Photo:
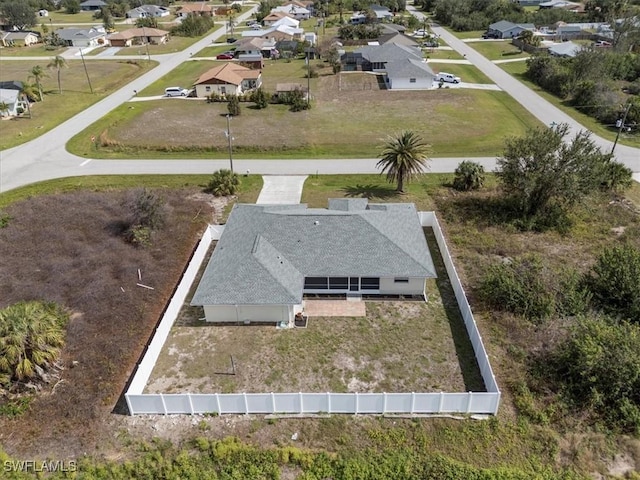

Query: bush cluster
[171,15,214,37]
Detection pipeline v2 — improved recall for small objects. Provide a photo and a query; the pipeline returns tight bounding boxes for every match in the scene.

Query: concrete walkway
[256,175,308,205]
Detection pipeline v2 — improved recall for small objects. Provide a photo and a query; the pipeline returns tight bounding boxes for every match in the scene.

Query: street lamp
[225,114,234,173]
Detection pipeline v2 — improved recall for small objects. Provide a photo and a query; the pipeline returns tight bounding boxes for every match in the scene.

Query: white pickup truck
[436,72,461,84]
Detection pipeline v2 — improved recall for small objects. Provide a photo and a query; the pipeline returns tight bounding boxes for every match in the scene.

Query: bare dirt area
[146,273,474,395]
[0,189,214,459]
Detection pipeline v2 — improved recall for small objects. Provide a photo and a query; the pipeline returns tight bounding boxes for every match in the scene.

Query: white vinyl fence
[125,214,500,416]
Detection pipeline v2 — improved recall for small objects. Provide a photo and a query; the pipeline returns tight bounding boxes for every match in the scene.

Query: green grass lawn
[139,59,217,95]
[0,59,156,150]
[0,45,67,57]
[115,30,219,56]
[426,63,494,84]
[465,40,530,61]
[45,10,97,23]
[423,48,465,60]
[192,45,237,58]
[446,28,485,39]
[500,62,640,149]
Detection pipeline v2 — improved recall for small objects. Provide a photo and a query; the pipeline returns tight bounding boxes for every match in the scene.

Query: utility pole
[306,52,310,108]
[611,102,632,155]
[78,47,93,94]
[225,114,234,173]
[141,25,151,63]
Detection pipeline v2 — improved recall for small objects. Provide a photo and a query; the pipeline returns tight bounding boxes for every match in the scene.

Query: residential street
[0,5,638,193]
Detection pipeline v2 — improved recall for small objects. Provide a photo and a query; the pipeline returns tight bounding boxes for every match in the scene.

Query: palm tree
[0,301,69,387]
[47,55,68,94]
[376,131,430,193]
[0,101,9,117]
[28,65,47,102]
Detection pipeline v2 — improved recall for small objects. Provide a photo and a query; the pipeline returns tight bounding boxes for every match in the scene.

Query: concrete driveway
[256,176,308,204]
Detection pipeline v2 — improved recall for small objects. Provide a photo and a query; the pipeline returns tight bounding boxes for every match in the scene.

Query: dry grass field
[86,66,540,158]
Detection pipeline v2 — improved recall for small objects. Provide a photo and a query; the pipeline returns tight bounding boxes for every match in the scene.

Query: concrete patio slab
[303,300,366,317]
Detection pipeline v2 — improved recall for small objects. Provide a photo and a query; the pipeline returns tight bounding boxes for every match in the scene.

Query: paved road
[1,5,638,193]
[408,6,639,174]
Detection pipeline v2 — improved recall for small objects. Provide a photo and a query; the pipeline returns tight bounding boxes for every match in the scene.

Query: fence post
[411,392,415,414]
[215,393,221,414]
[188,393,194,415]
[271,392,276,414]
[355,392,359,415]
[299,392,303,414]
[383,392,387,414]
[326,392,331,414]
[244,392,249,414]
[466,392,472,414]
[438,392,444,413]
[160,394,167,415]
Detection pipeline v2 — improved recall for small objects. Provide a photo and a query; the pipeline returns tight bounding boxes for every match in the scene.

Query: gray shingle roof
[191,200,436,306]
[386,58,436,79]
[354,42,422,64]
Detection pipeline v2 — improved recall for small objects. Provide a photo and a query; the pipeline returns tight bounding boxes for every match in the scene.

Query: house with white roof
[191,200,436,324]
[0,89,27,117]
[272,4,311,20]
[487,20,536,39]
[55,26,107,47]
[126,5,171,19]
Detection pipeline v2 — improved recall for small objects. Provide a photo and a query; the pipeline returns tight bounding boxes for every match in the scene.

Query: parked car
[226,37,237,43]
[594,40,612,47]
[436,72,461,84]
[164,86,189,97]
[217,53,234,59]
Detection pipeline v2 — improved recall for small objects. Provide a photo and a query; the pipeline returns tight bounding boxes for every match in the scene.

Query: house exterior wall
[204,304,291,323]
[379,277,426,295]
[194,83,241,97]
[387,76,433,90]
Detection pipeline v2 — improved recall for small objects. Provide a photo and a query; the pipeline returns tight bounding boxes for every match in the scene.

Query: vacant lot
[70,61,541,158]
[465,40,529,61]
[0,59,155,150]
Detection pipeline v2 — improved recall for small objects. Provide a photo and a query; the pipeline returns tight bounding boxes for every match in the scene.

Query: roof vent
[314,220,320,225]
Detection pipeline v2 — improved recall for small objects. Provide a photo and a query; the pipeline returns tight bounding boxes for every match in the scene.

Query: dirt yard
[0,188,215,458]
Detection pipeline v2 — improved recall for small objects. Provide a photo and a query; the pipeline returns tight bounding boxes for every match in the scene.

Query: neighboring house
[237,53,264,69]
[556,23,583,40]
[234,37,276,56]
[341,42,422,72]
[0,80,23,91]
[0,31,40,47]
[177,3,215,17]
[193,62,262,97]
[126,5,171,19]
[272,5,311,20]
[349,13,366,25]
[0,88,27,117]
[80,0,107,11]
[548,41,582,57]
[378,31,419,47]
[386,58,436,89]
[107,27,170,47]
[56,26,107,47]
[370,4,393,21]
[487,20,536,38]
[263,12,292,26]
[242,23,303,42]
[190,200,436,324]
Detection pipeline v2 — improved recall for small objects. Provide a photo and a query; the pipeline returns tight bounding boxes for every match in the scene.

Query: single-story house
[272,4,311,20]
[126,5,171,19]
[107,27,170,47]
[378,31,419,47]
[191,200,436,324]
[548,41,582,57]
[80,0,107,11]
[370,4,393,21]
[263,12,292,26]
[341,42,422,72]
[242,24,303,42]
[487,20,536,38]
[193,62,262,97]
[386,58,436,89]
[177,3,215,17]
[237,53,264,69]
[0,31,40,47]
[234,37,276,57]
[0,89,27,117]
[56,26,107,47]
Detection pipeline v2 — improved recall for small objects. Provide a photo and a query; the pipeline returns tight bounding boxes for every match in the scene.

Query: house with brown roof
[263,11,292,26]
[177,3,215,18]
[107,27,170,47]
[194,63,262,97]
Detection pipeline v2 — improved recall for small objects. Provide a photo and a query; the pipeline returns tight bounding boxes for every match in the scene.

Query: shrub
[479,255,556,322]
[0,211,10,228]
[207,169,240,196]
[250,87,269,109]
[127,225,152,247]
[586,244,640,321]
[599,160,633,192]
[0,301,69,389]
[452,160,485,191]
[227,94,240,116]
[127,188,165,231]
[171,15,214,37]
[552,315,640,434]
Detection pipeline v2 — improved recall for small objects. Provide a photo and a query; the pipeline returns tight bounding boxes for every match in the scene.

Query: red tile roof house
[107,27,170,47]
[177,3,216,18]
[193,63,262,97]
